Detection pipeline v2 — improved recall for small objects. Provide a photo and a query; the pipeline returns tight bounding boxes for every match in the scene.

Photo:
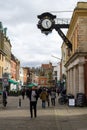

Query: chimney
[3,27,7,36]
[0,22,3,32]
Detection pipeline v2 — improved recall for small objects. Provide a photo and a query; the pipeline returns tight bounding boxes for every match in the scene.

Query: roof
[41,63,53,69]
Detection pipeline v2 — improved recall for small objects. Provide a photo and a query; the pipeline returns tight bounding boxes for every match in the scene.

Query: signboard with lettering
[76,93,86,107]
[68,99,75,106]
[2,78,9,86]
[2,73,9,86]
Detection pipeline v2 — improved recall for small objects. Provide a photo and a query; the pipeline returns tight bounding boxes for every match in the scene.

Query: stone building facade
[64,2,87,98]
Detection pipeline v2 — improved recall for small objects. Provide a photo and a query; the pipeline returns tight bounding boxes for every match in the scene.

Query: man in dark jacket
[27,86,38,118]
[2,89,7,107]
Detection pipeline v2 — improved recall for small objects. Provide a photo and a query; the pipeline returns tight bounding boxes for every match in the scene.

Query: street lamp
[51,55,61,61]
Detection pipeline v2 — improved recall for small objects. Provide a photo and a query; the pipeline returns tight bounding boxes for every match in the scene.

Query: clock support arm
[37,12,72,51]
[54,24,72,51]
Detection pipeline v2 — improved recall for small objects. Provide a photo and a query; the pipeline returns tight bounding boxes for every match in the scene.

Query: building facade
[53,63,61,83]
[0,23,6,78]
[0,22,11,77]
[4,36,11,76]
[64,2,87,98]
[0,22,20,91]
[11,53,20,81]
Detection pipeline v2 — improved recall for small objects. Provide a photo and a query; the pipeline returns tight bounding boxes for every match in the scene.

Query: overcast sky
[0,0,86,67]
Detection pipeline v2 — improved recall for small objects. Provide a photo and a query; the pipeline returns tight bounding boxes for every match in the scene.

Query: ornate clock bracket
[37,12,72,51]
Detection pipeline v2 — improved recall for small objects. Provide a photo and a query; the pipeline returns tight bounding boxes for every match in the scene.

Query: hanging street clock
[37,12,72,50]
[41,18,52,29]
[37,12,56,35]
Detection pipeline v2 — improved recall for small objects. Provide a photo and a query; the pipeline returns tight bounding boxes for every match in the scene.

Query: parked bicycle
[58,91,74,105]
[58,94,68,105]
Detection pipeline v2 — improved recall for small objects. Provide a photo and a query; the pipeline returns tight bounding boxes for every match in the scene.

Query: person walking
[2,88,7,107]
[50,88,56,106]
[21,89,25,100]
[40,88,47,108]
[27,86,39,118]
[46,89,50,107]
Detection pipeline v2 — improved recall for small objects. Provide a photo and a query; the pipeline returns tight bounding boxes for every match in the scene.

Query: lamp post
[51,55,62,86]
[51,55,62,62]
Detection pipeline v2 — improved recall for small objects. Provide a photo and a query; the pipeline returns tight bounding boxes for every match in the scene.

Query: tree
[47,71,53,86]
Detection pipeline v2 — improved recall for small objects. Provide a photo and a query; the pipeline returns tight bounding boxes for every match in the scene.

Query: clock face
[41,18,52,29]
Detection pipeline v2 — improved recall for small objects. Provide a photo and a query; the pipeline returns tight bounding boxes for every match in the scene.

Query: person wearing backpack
[27,86,39,118]
[50,88,56,106]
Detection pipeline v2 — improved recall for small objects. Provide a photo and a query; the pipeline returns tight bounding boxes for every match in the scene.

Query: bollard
[19,98,21,108]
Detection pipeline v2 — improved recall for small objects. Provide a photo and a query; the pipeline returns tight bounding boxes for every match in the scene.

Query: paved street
[0,96,87,130]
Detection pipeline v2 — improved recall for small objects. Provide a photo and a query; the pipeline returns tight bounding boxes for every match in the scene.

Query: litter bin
[67,94,75,106]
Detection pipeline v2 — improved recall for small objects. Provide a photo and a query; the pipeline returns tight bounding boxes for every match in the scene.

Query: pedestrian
[50,88,56,106]
[27,86,39,118]
[40,88,47,108]
[46,92,50,107]
[2,88,7,107]
[57,88,60,96]
[21,89,25,99]
[46,89,50,107]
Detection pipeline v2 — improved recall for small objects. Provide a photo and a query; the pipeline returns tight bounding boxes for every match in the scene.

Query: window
[0,54,1,60]
[2,55,4,61]
[0,66,1,77]
[54,71,57,76]
[41,80,44,84]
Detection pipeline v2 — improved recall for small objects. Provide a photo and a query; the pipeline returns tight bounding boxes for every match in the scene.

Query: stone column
[73,66,77,97]
[78,63,85,93]
[69,69,73,94]
[67,70,70,93]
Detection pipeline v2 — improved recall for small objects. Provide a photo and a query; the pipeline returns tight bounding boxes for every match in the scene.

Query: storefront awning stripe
[9,79,19,85]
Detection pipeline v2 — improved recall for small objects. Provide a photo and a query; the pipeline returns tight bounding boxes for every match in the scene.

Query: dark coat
[3,91,7,99]
[27,89,39,102]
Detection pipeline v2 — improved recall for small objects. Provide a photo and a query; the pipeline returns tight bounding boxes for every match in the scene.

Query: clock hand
[46,21,48,27]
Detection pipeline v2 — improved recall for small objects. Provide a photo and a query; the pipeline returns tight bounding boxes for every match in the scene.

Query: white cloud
[0,0,85,67]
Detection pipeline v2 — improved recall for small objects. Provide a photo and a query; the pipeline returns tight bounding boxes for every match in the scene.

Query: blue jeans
[42,101,46,108]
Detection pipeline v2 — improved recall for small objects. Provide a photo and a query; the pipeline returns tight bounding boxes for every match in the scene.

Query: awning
[27,83,38,88]
[9,79,19,85]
